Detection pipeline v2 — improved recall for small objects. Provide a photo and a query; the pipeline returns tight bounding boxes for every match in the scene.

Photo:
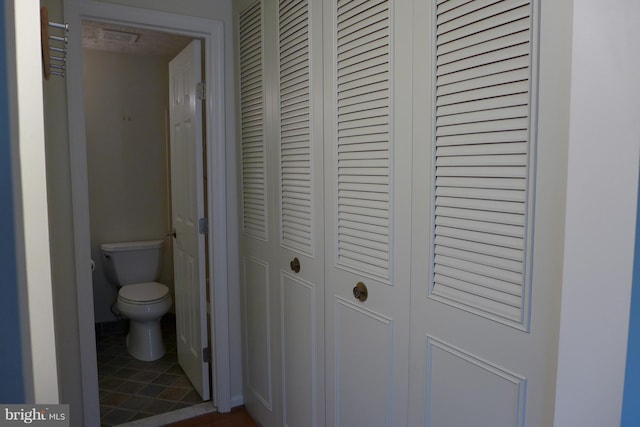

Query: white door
[408,1,568,426]
[169,39,210,401]
[275,0,325,426]
[322,1,413,426]
[236,2,280,425]
[236,1,325,425]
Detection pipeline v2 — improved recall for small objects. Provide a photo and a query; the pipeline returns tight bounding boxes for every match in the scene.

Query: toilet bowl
[101,240,172,361]
[117,281,172,361]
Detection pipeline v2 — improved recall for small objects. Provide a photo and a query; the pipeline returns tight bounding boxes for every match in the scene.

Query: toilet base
[126,319,166,361]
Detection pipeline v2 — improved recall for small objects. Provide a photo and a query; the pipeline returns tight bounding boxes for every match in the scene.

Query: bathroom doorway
[82,21,210,425]
[64,3,233,424]
[82,21,191,329]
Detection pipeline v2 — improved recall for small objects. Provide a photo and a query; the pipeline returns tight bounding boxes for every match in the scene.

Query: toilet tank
[100,240,164,286]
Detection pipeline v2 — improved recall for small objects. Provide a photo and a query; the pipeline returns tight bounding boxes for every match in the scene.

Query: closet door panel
[333,298,393,427]
[276,0,325,426]
[281,273,317,427]
[236,1,281,426]
[242,256,273,408]
[408,1,571,426]
[324,0,413,426]
[237,0,324,426]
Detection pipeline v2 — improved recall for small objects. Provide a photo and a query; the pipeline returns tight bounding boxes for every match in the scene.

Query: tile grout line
[96,315,205,427]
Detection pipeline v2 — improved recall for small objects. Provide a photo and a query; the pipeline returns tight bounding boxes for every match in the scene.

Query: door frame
[63,0,231,423]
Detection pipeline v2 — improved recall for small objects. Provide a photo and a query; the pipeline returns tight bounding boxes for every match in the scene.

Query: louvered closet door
[275,0,325,426]
[408,1,570,426]
[236,1,281,426]
[237,0,325,426]
[323,0,413,426]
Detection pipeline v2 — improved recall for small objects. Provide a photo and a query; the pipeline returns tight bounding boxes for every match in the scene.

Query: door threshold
[116,401,216,427]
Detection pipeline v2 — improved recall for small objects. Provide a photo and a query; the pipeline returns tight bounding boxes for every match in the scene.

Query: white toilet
[100,239,172,361]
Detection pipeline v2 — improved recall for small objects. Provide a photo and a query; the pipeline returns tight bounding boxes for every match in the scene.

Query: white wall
[555,1,640,425]
[83,49,174,323]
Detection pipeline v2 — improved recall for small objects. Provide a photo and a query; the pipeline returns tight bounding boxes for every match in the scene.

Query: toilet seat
[119,282,169,305]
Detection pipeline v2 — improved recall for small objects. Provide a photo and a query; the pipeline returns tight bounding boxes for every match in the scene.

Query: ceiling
[81,21,193,58]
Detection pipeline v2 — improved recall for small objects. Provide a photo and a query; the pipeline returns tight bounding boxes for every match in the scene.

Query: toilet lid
[119,282,169,304]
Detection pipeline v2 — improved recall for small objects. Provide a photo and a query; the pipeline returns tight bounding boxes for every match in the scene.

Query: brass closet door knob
[353,282,368,302]
[290,257,300,273]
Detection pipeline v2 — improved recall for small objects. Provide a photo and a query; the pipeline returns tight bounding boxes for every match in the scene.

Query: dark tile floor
[97,316,204,426]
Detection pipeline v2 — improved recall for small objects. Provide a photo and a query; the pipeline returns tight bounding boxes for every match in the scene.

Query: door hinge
[199,217,208,235]
[196,82,206,100]
[202,346,211,362]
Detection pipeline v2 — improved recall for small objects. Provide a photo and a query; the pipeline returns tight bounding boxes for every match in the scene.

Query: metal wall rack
[40,7,68,79]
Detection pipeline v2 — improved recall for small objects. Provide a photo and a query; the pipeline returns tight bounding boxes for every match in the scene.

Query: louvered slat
[279,0,313,254]
[336,0,391,280]
[432,0,535,325]
[239,2,267,240]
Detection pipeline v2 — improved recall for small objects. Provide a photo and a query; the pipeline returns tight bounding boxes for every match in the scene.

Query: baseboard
[230,393,244,409]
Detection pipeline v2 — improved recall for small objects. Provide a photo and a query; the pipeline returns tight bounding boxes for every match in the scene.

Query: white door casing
[169,39,210,401]
[408,1,569,426]
[63,1,232,422]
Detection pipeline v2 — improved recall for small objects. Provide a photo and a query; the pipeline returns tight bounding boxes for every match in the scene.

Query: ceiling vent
[99,29,140,43]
